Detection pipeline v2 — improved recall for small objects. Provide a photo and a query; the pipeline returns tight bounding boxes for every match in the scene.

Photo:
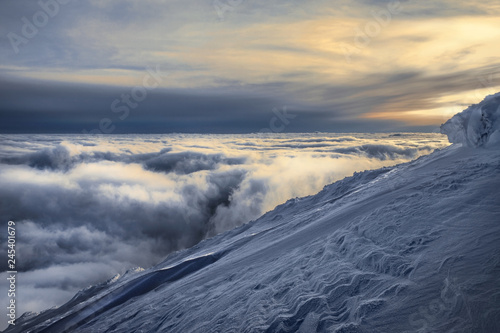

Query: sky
[1,0,500,133]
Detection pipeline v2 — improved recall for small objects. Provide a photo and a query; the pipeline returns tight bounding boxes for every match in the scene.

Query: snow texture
[441,92,500,147]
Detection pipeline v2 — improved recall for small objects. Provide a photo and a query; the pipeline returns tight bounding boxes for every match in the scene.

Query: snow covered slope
[6,96,500,332]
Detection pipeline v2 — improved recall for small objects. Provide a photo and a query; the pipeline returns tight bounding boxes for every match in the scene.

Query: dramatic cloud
[0,133,449,321]
[333,144,420,160]
[1,1,500,132]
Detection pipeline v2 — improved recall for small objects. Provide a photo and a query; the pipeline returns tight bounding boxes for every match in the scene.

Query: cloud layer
[1,1,500,132]
[0,133,449,321]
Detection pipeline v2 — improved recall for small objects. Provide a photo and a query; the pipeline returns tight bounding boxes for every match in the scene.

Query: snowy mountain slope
[6,95,500,333]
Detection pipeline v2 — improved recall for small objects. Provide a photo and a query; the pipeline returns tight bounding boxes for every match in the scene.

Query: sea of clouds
[0,133,449,317]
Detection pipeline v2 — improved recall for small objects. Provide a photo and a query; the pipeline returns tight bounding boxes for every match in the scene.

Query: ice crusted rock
[441,92,500,148]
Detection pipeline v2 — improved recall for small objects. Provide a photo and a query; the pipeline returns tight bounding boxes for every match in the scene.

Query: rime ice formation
[441,92,500,147]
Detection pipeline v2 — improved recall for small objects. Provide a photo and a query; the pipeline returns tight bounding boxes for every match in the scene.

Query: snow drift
[441,92,500,147]
[4,94,500,332]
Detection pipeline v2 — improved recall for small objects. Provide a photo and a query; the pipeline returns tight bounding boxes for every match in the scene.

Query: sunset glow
[1,0,499,132]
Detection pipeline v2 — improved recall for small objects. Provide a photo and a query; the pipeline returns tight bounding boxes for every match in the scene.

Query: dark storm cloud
[0,73,456,134]
[1,53,499,134]
[0,76,363,133]
[0,76,288,133]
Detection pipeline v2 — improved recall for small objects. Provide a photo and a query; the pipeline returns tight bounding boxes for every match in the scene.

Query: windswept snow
[441,92,500,147]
